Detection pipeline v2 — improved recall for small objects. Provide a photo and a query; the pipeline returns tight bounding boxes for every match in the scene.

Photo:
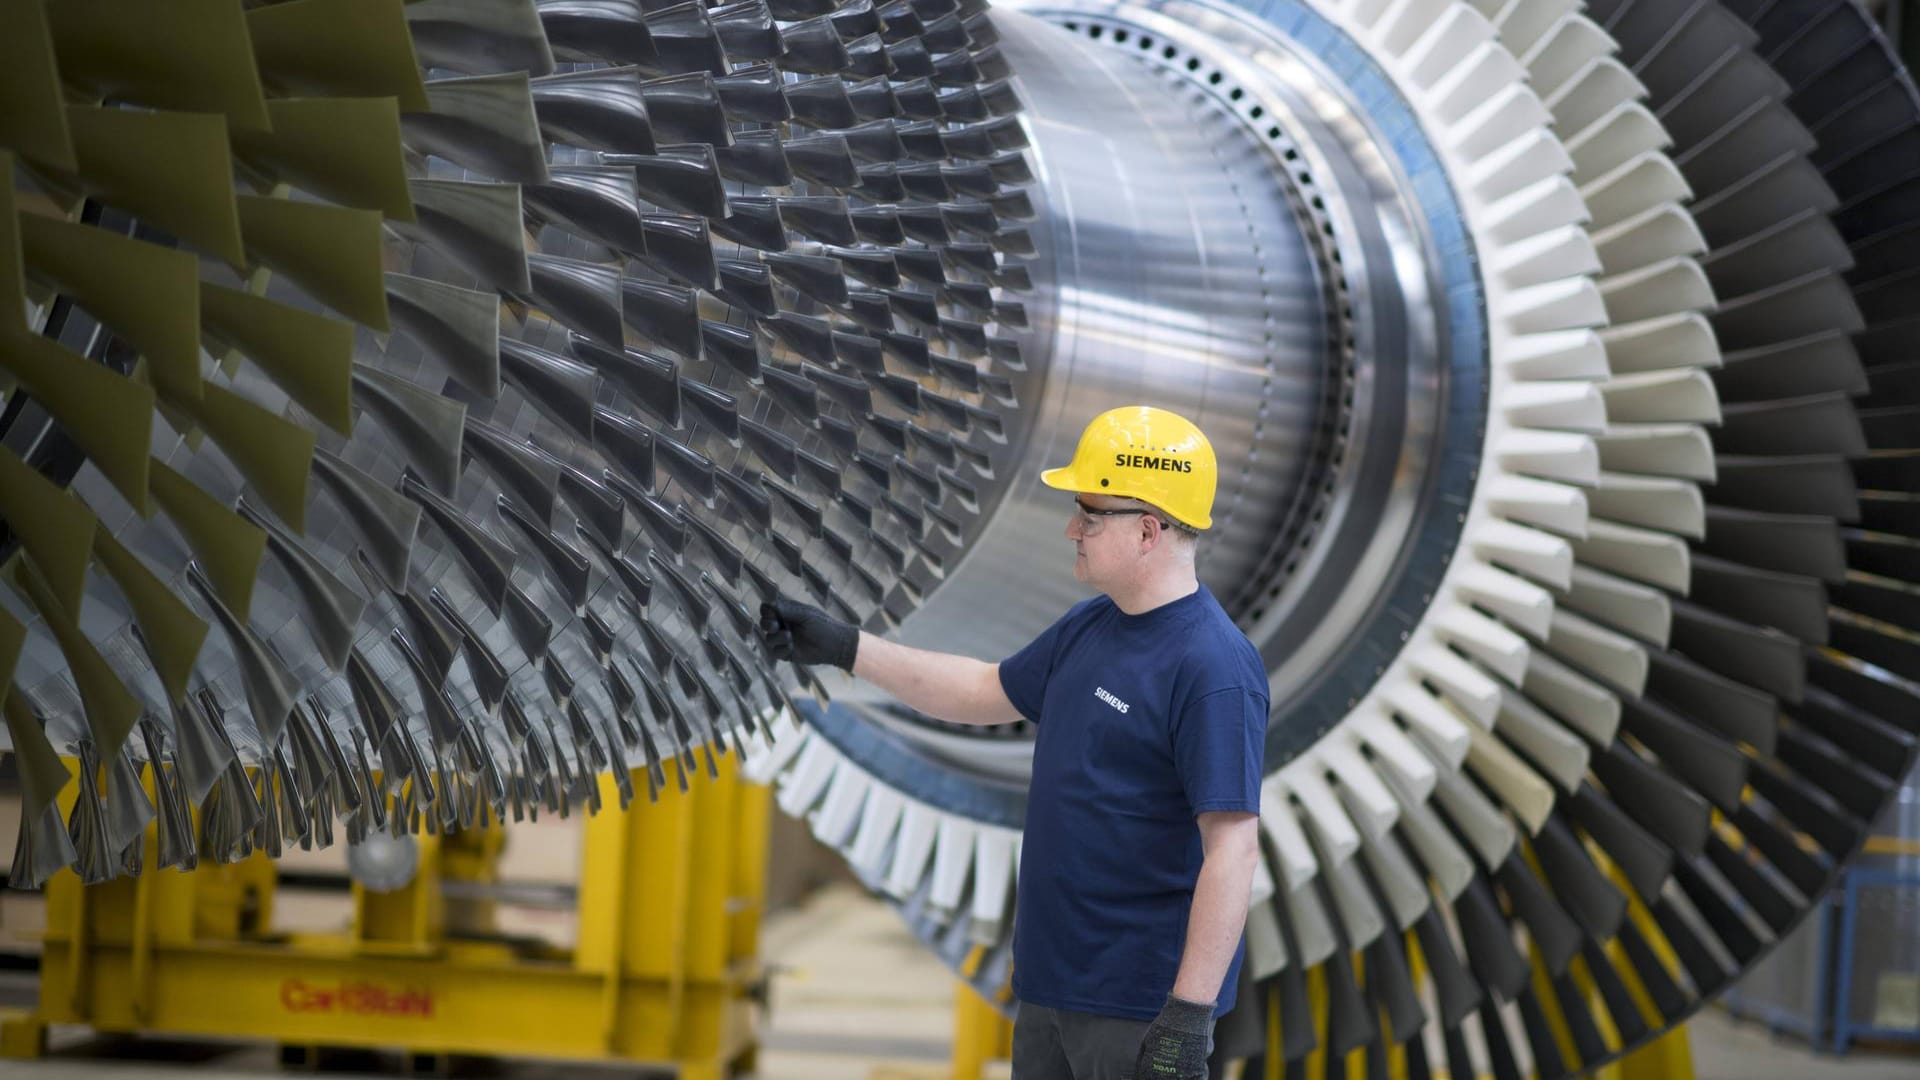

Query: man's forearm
[851,633,1019,726]
[1171,837,1259,1002]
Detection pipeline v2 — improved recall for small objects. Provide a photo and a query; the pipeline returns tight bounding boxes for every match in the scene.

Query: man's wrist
[841,629,871,674]
[1158,993,1216,1029]
[1169,976,1221,1005]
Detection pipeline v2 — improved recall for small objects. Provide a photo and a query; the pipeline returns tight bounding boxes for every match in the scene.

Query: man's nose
[1065,513,1083,540]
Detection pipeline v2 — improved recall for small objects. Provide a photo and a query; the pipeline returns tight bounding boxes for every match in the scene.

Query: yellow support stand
[353,832,444,952]
[949,980,1015,1079]
[7,755,773,1078]
[0,1008,46,1059]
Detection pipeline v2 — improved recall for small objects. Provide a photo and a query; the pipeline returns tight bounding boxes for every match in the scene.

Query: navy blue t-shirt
[998,584,1267,1021]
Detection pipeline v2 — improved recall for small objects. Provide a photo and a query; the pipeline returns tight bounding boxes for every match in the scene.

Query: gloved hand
[758,596,860,671]
[1133,995,1215,1079]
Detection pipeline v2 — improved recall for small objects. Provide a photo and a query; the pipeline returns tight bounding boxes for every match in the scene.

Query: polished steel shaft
[896,10,1343,660]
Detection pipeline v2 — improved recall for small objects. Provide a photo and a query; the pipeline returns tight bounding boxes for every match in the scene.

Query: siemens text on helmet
[1114,452,1193,473]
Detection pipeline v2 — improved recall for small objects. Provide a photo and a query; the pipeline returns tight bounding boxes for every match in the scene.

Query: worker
[760,406,1267,1079]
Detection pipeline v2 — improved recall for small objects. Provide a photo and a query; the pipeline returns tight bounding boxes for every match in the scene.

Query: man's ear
[1138,516,1162,551]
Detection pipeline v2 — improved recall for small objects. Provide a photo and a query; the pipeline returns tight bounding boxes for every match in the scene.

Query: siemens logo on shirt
[1114,452,1192,473]
[1094,686,1131,713]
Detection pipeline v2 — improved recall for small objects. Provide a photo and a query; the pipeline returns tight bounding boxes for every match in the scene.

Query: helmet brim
[1039,466,1080,491]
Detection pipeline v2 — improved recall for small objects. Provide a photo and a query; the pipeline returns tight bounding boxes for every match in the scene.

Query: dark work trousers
[1012,1003,1153,1079]
[1013,1002,1223,1079]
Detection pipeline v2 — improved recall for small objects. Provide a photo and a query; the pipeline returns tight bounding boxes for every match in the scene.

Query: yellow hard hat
[1040,406,1218,530]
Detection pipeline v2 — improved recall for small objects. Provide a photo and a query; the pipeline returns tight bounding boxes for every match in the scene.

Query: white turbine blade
[809,755,871,848]
[775,735,838,817]
[1470,130,1577,205]
[1548,60,1650,153]
[883,799,939,900]
[1463,722,1554,834]
[1581,151,1691,228]
[1430,41,1524,126]
[1283,880,1339,968]
[969,827,1017,940]
[1323,853,1386,950]
[1496,429,1600,486]
[1570,518,1693,593]
[1494,688,1589,793]
[1503,274,1607,336]
[1432,769,1516,868]
[1522,649,1622,746]
[1601,258,1715,325]
[1595,422,1718,481]
[1600,311,1721,373]
[1521,15,1613,98]
[1546,607,1649,697]
[1353,712,1438,802]
[1599,368,1721,425]
[1466,96,1559,176]
[1501,327,1609,380]
[1434,601,1535,685]
[742,710,808,784]
[1491,222,1600,289]
[1588,471,1707,538]
[1566,101,1671,181]
[1385,680,1472,766]
[847,782,904,878]
[1389,0,1472,70]
[1260,774,1321,891]
[1388,779,1477,901]
[1561,563,1672,648]
[1412,641,1507,723]
[1359,827,1431,931]
[1486,474,1592,538]
[1322,737,1401,840]
[1455,563,1556,639]
[1286,764,1363,867]
[1486,0,1576,56]
[1592,204,1707,275]
[928,815,979,915]
[1246,886,1290,978]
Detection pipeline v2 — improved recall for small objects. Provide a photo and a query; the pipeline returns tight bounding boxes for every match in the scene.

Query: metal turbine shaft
[0,0,1916,1075]
[874,5,1476,770]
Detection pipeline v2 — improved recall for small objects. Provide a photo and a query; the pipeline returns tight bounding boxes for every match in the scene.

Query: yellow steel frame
[2,756,772,1079]
[950,986,1016,1078]
[949,946,1016,1078]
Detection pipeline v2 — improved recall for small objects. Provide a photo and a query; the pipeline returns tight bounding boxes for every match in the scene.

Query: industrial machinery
[2,0,1918,1076]
[7,760,772,1077]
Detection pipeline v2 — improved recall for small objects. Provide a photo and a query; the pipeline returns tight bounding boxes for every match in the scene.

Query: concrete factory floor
[1,883,1916,1079]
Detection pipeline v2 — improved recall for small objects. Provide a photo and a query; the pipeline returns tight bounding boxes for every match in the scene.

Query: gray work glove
[758,596,859,671]
[1134,994,1215,1080]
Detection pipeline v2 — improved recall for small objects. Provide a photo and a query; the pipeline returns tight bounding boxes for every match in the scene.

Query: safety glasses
[1071,497,1170,536]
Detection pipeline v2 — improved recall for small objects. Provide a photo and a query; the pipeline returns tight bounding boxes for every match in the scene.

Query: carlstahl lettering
[1094,686,1131,713]
[1111,452,1192,473]
[279,978,435,1018]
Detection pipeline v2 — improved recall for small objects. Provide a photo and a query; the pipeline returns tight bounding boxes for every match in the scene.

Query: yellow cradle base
[4,756,772,1080]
